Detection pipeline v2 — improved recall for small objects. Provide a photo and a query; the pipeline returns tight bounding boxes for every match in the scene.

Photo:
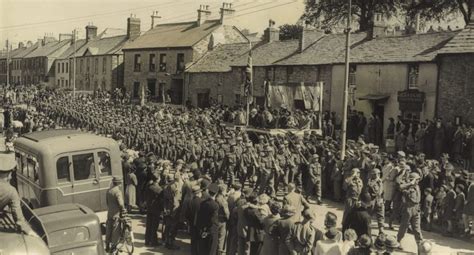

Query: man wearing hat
[196,183,220,255]
[105,175,127,252]
[274,204,298,255]
[257,146,277,196]
[144,171,163,246]
[0,145,35,237]
[366,168,385,234]
[397,172,423,246]
[162,174,181,250]
[343,168,363,223]
[308,154,322,204]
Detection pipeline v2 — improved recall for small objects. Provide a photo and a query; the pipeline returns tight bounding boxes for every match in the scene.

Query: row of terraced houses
[2,2,474,129]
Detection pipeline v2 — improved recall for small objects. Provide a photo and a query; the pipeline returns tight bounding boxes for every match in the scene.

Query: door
[147,79,157,99]
[373,102,385,146]
[171,79,183,104]
[97,151,113,211]
[197,92,210,108]
[71,152,101,211]
[55,155,74,206]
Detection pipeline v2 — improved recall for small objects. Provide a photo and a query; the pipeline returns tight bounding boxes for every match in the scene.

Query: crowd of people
[2,86,474,255]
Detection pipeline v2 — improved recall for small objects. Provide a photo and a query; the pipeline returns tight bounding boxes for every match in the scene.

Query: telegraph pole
[340,0,352,160]
[72,29,77,99]
[6,39,10,87]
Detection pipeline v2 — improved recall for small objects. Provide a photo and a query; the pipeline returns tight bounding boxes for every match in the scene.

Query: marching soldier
[308,154,322,204]
[397,172,423,245]
[343,168,363,223]
[366,168,385,234]
[258,146,278,196]
[221,143,238,185]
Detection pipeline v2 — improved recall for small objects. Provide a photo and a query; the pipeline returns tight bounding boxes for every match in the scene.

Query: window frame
[56,156,71,184]
[149,53,156,72]
[176,53,185,73]
[159,53,167,72]
[407,63,419,89]
[71,152,97,182]
[134,54,141,72]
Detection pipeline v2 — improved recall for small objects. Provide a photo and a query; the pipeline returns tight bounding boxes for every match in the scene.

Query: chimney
[197,5,211,26]
[219,2,235,25]
[85,23,98,42]
[59,33,72,42]
[298,21,311,53]
[151,11,161,29]
[26,41,33,48]
[18,42,25,49]
[263,19,279,43]
[368,12,387,39]
[127,14,141,40]
[37,38,44,47]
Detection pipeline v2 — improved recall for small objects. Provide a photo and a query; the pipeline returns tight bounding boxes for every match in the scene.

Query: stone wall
[438,54,474,124]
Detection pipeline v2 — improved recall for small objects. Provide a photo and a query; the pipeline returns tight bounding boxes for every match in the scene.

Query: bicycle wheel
[123,229,134,254]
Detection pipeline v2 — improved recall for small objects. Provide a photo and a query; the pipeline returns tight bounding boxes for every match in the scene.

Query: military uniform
[307,155,322,203]
[397,173,423,243]
[343,171,363,223]
[366,169,385,233]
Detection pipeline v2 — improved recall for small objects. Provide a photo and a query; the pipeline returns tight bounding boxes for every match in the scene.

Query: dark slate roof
[276,31,458,65]
[0,46,32,59]
[25,40,71,58]
[58,39,87,58]
[81,35,128,56]
[438,25,474,54]
[187,43,250,73]
[123,19,222,50]
[13,43,39,58]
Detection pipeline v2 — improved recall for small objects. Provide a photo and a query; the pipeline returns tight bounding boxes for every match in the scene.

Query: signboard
[397,89,425,112]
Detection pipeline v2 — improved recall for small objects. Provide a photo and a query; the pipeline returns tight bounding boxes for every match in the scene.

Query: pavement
[97,199,474,255]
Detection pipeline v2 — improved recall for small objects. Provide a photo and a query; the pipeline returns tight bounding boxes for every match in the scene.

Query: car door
[71,152,101,211]
[97,150,113,211]
[55,155,74,205]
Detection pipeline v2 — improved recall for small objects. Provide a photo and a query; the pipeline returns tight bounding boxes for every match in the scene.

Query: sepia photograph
[1,0,474,254]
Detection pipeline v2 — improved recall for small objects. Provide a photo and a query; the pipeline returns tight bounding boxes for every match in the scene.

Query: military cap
[359,234,373,248]
[278,144,285,150]
[384,235,400,249]
[325,227,339,240]
[176,159,185,165]
[236,136,243,141]
[456,184,465,192]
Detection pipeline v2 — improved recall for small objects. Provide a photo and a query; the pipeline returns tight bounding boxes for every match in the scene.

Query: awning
[358,94,390,101]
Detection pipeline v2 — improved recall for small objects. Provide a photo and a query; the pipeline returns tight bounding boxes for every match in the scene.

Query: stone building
[122,3,248,104]
[437,22,474,124]
[186,16,458,136]
[20,36,71,86]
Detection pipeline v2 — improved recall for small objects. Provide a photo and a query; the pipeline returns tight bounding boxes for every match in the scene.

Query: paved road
[98,199,474,255]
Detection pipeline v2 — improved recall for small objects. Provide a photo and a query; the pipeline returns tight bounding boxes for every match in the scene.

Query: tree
[279,24,303,40]
[301,0,403,32]
[407,0,471,26]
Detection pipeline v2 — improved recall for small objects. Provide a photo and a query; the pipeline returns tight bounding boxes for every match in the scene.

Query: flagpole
[246,41,252,126]
[340,0,352,160]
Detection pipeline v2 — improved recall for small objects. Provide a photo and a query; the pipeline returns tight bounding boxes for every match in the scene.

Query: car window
[72,153,96,181]
[27,157,39,184]
[98,151,112,176]
[56,156,70,183]
[48,226,90,247]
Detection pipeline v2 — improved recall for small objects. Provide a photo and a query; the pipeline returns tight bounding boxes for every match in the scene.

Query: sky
[0,0,305,49]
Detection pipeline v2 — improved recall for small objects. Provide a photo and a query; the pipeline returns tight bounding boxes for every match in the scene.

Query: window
[57,156,70,183]
[176,53,185,73]
[72,153,96,181]
[61,63,65,73]
[80,59,84,73]
[349,64,357,88]
[133,82,140,98]
[408,63,419,89]
[102,57,106,73]
[98,152,111,176]
[57,63,61,73]
[65,62,68,73]
[86,58,90,73]
[57,79,60,86]
[65,80,68,87]
[61,79,64,87]
[26,156,39,184]
[49,227,89,248]
[159,54,167,72]
[95,58,98,74]
[134,54,141,72]
[149,54,156,72]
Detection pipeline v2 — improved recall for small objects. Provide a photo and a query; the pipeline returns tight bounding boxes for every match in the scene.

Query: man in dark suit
[196,183,220,255]
[188,185,203,255]
[144,171,163,246]
[244,193,266,255]
[342,191,372,238]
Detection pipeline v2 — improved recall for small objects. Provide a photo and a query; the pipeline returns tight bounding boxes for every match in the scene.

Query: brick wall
[438,54,474,124]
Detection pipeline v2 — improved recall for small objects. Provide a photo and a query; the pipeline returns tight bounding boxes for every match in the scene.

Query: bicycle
[110,217,134,255]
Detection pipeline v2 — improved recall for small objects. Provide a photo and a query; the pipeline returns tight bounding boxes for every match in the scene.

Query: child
[422,188,433,231]
[341,229,357,254]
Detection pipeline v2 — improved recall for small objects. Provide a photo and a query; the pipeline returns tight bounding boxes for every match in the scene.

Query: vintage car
[32,203,105,255]
[14,129,123,211]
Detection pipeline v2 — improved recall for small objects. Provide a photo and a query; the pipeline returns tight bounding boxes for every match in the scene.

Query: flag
[244,51,252,98]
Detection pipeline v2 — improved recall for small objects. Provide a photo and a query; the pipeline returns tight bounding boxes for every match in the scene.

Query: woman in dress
[125,166,138,212]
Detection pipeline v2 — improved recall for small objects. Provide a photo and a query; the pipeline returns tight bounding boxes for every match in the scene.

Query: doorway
[147,79,156,100]
[373,102,385,147]
[197,92,210,108]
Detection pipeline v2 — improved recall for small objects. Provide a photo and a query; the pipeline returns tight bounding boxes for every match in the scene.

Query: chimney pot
[220,2,235,25]
[127,16,141,40]
[264,20,279,43]
[369,12,387,39]
[85,24,98,42]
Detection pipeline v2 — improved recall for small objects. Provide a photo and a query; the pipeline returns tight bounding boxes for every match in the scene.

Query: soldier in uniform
[275,144,288,193]
[366,168,385,234]
[162,174,181,250]
[145,171,163,246]
[221,144,238,185]
[397,172,423,245]
[0,146,36,236]
[343,168,363,223]
[105,176,127,252]
[307,154,322,204]
[258,146,278,196]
